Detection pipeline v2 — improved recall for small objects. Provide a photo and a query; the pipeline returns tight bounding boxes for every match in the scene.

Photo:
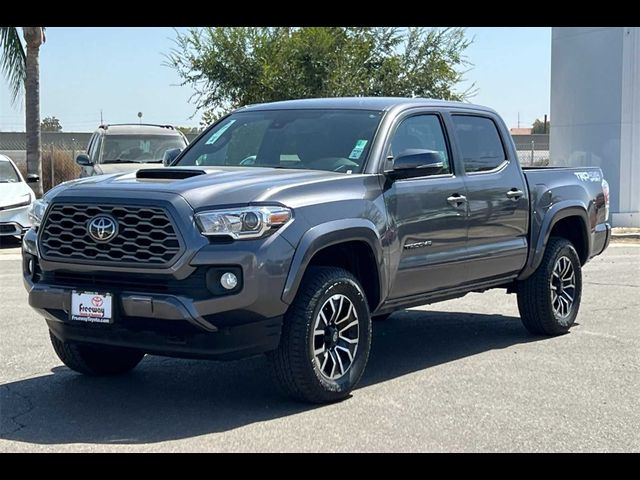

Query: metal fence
[1,133,90,191]
[513,134,549,167]
[40,145,82,191]
[516,149,550,167]
[6,146,79,192]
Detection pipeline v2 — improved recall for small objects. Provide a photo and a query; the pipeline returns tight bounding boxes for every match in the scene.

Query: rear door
[449,113,529,282]
[383,111,469,298]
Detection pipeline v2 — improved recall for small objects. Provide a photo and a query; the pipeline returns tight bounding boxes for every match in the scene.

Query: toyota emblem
[92,296,104,307]
[87,215,118,242]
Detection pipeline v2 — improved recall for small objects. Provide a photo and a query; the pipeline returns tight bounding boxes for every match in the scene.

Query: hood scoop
[136,168,207,180]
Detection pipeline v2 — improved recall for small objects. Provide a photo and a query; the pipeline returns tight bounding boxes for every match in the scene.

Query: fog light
[220,272,238,290]
[27,258,34,276]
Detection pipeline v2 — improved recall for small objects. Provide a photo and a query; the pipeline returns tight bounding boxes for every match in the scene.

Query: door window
[452,115,506,173]
[388,114,451,175]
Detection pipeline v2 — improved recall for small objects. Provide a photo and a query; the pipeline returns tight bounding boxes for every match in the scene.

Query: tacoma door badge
[404,240,432,250]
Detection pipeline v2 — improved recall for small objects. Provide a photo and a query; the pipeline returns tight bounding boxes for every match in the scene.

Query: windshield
[175,109,383,173]
[0,161,20,183]
[101,135,187,164]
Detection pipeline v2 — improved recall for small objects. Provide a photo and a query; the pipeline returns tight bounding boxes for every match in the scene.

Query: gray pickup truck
[22,97,611,403]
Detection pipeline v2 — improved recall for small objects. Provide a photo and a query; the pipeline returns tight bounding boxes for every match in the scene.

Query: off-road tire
[517,237,582,336]
[268,266,372,403]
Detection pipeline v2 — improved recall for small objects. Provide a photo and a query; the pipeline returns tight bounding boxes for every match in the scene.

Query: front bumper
[0,204,30,236]
[46,312,283,360]
[22,219,295,359]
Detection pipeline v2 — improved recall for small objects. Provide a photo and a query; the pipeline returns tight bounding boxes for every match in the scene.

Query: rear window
[452,115,506,173]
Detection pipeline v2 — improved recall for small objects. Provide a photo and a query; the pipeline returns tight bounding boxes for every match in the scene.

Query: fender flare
[281,218,386,306]
[519,201,589,280]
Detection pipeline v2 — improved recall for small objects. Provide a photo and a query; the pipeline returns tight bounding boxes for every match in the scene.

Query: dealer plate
[70,291,113,324]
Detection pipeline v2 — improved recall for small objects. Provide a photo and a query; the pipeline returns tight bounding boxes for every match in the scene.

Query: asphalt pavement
[1,237,638,452]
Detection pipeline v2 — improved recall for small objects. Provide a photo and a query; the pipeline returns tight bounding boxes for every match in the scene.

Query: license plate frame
[70,291,114,324]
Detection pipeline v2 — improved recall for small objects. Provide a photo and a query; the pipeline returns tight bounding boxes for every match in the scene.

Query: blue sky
[0,27,551,132]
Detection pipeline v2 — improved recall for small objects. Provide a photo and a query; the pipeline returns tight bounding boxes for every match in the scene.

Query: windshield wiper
[101,159,140,164]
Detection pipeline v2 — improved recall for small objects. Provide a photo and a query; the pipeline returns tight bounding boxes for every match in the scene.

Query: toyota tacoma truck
[22,98,611,403]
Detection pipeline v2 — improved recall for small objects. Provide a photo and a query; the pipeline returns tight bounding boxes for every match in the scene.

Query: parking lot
[1,238,638,452]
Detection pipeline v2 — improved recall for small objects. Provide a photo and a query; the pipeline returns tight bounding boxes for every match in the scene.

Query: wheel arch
[281,219,386,312]
[519,202,590,280]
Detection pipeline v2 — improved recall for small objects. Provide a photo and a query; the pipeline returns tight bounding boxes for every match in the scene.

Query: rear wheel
[49,331,145,375]
[517,237,582,335]
[268,266,372,403]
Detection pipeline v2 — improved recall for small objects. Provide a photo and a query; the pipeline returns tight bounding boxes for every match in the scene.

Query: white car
[0,154,38,238]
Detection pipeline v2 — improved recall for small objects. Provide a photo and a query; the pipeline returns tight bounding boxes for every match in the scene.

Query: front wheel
[517,237,583,335]
[268,266,372,403]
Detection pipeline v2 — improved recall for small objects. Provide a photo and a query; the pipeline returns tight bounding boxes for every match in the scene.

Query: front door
[383,112,469,299]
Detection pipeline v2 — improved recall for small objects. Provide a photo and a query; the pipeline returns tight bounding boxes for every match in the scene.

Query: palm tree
[1,27,45,196]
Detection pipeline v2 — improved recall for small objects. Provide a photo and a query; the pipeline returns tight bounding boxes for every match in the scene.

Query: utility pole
[544,114,548,134]
[100,109,103,125]
[517,112,520,129]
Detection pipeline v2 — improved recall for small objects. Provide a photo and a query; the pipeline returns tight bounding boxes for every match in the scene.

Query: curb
[611,233,640,242]
[611,228,640,243]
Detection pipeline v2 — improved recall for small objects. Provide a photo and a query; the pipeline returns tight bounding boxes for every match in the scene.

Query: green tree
[41,115,62,132]
[167,27,475,123]
[0,27,46,196]
[176,126,202,135]
[532,118,549,134]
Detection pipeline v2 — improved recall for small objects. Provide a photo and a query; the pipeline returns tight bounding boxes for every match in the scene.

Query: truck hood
[46,166,361,209]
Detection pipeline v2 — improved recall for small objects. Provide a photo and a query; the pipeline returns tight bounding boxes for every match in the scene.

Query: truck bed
[522,165,603,188]
[521,165,608,275]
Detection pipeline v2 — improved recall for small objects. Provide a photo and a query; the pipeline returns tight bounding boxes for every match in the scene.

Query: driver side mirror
[26,173,39,183]
[75,153,94,167]
[387,149,444,179]
[163,148,182,167]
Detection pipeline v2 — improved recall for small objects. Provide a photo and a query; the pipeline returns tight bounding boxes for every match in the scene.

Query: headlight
[195,206,292,240]
[28,199,49,228]
[2,193,31,210]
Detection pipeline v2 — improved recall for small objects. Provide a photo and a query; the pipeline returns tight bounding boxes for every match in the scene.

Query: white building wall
[618,28,640,227]
[550,27,640,227]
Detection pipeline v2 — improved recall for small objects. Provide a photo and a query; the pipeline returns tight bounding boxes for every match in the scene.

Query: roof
[510,127,533,135]
[0,153,15,163]
[240,97,497,114]
[97,124,183,136]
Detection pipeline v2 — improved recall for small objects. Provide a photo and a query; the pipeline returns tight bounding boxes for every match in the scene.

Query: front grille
[40,203,182,266]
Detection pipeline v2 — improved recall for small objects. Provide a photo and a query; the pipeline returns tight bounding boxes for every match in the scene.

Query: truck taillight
[602,179,610,221]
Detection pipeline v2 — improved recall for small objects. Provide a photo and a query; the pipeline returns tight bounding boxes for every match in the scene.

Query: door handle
[447,194,467,208]
[506,189,524,200]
